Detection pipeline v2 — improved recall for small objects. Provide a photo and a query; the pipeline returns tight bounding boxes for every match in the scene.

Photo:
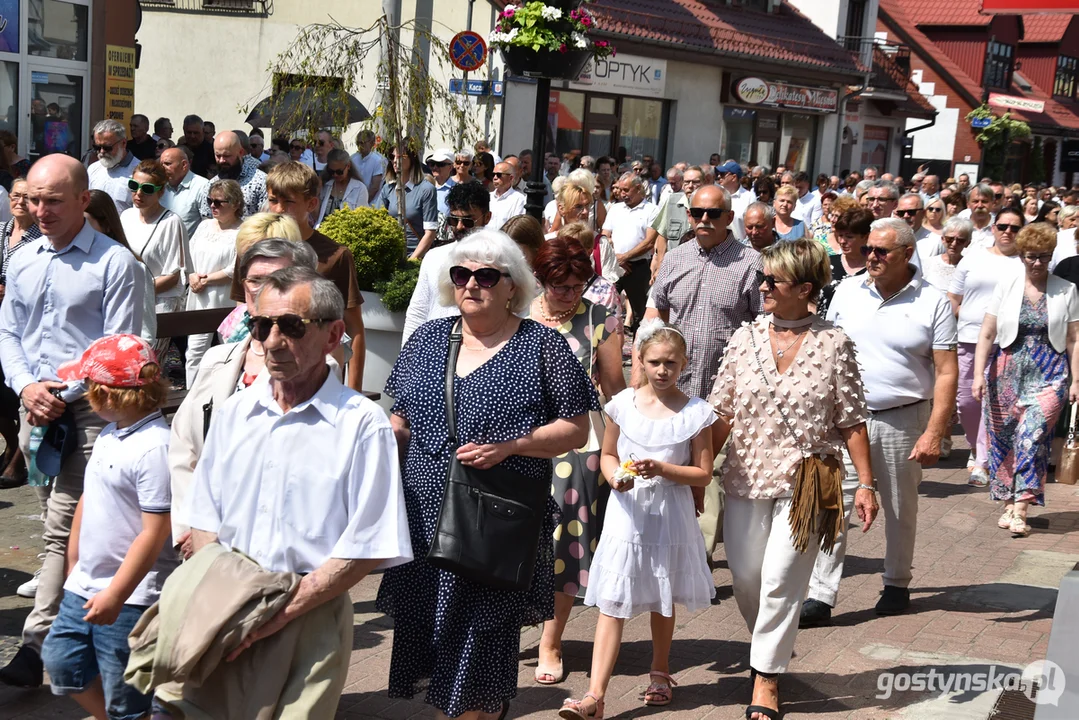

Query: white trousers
[724,494,819,674]
[808,400,929,606]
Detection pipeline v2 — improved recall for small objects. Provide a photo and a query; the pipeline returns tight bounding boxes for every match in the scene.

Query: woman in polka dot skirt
[560,320,716,720]
[378,231,600,720]
[528,236,627,686]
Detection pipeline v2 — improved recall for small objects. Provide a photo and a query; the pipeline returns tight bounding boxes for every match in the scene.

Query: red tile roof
[579,0,864,76]
[1020,13,1072,43]
[893,0,992,26]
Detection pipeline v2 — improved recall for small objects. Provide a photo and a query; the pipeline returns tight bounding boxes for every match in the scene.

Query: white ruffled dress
[584,388,717,619]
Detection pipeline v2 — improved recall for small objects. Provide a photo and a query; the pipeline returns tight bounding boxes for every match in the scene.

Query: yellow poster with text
[105,45,136,125]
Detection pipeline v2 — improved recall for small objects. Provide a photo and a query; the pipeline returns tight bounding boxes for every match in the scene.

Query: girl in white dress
[560,319,715,720]
[184,179,242,386]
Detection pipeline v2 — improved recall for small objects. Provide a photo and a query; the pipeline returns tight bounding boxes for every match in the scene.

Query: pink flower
[559,43,567,53]
[502,7,515,17]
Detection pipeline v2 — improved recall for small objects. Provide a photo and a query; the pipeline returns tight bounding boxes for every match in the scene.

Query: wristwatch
[856,483,877,493]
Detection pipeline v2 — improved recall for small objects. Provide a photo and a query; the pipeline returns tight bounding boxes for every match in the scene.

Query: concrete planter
[360,290,405,413]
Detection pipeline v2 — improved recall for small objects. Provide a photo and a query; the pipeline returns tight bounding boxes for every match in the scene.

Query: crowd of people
[1,111,1079,720]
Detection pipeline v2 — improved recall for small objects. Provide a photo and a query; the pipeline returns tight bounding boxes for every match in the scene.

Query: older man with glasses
[87,119,140,213]
[648,165,706,277]
[488,161,526,230]
[801,218,957,626]
[603,172,658,337]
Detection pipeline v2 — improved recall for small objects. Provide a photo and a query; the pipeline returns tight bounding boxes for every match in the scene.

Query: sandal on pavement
[643,671,677,706]
[535,660,564,685]
[1010,514,1031,538]
[559,693,604,720]
[998,507,1014,529]
[746,671,779,720]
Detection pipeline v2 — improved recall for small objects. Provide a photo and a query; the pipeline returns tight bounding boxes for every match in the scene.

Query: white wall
[908,74,957,162]
[134,0,503,152]
[788,0,844,38]
[665,59,723,164]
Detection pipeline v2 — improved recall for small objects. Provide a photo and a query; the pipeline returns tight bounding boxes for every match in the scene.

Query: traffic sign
[450,31,487,72]
[449,79,503,97]
[971,116,991,129]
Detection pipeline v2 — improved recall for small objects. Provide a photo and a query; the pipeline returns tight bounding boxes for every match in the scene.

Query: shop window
[0,62,16,136]
[28,0,88,62]
[619,97,665,166]
[861,125,890,170]
[722,107,755,166]
[779,114,816,173]
[590,97,616,115]
[28,70,82,161]
[984,41,1013,91]
[549,90,585,160]
[1055,56,1078,100]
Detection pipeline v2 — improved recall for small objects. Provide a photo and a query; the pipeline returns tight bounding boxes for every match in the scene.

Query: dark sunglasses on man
[128,180,162,195]
[491,171,511,179]
[428,161,450,169]
[860,245,904,260]
[689,207,727,220]
[290,144,305,153]
[93,143,115,154]
[246,313,334,341]
[445,214,477,229]
[894,208,919,217]
[449,265,509,288]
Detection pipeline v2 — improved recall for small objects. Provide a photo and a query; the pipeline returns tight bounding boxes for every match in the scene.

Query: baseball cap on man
[716,160,743,179]
[57,334,159,388]
[425,148,455,165]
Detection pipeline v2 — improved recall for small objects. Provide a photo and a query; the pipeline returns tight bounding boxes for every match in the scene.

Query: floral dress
[378,318,599,717]
[986,294,1069,506]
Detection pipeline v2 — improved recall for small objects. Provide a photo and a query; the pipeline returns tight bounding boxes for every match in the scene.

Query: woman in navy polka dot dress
[378,231,599,720]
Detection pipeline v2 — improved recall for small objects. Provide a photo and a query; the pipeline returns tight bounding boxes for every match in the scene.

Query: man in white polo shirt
[801,217,958,625]
[602,171,658,336]
[487,161,526,230]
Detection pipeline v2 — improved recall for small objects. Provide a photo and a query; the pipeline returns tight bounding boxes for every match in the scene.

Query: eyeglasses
[755,270,797,291]
[548,282,587,296]
[93,143,115,154]
[127,180,162,194]
[9,193,26,202]
[428,161,450,168]
[860,245,904,259]
[454,160,471,166]
[156,143,168,150]
[491,171,511,179]
[868,196,895,205]
[1021,253,1053,264]
[895,208,920,217]
[246,313,333,341]
[449,265,509,288]
[207,198,229,208]
[994,193,1004,199]
[689,207,727,220]
[446,214,477,229]
[941,234,967,244]
[330,167,348,176]
[995,223,1022,233]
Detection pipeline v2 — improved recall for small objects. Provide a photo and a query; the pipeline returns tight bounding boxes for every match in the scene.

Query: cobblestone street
[2,438,1077,719]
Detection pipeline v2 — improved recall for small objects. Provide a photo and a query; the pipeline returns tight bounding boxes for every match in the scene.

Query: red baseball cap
[57,334,159,388]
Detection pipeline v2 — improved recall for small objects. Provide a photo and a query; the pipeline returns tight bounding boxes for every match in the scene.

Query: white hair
[551,176,567,195]
[437,229,538,314]
[567,168,596,196]
[93,119,126,140]
[871,217,916,247]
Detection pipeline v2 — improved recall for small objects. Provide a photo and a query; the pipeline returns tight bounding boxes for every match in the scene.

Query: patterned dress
[378,318,599,717]
[545,298,621,597]
[986,294,1069,506]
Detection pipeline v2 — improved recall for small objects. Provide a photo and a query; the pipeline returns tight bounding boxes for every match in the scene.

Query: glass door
[586,125,615,158]
[26,66,85,162]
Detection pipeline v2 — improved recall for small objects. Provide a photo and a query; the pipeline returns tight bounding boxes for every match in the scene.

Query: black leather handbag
[425,321,551,591]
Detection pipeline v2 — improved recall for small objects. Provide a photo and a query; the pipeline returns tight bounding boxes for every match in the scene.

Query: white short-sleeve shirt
[88,154,141,214]
[65,412,179,606]
[186,370,414,574]
[488,187,527,231]
[947,250,1023,344]
[602,199,660,256]
[827,271,957,411]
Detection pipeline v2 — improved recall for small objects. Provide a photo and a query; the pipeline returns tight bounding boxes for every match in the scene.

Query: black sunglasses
[330,167,348,176]
[689,207,727,220]
[290,145,305,152]
[446,214,477,228]
[860,245,904,259]
[127,179,162,194]
[246,313,333,341]
[491,171,511,179]
[994,193,1004,199]
[755,270,797,291]
[996,223,1022,233]
[156,142,168,150]
[207,198,230,208]
[895,208,919,217]
[428,161,450,168]
[449,265,509,288]
[93,143,116,153]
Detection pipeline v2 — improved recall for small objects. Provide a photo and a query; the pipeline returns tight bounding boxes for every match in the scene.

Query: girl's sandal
[559,693,604,720]
[643,671,677,706]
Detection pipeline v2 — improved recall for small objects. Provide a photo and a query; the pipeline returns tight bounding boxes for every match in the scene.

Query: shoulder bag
[1058,403,1079,486]
[747,324,845,553]
[426,320,552,591]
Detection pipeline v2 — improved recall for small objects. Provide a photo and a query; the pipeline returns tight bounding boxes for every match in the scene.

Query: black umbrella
[244,87,371,128]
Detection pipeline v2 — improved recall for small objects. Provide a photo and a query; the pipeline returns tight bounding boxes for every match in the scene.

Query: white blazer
[987,273,1079,353]
[316,178,369,226]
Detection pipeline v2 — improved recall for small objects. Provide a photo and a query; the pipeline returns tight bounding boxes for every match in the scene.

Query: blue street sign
[449,31,487,73]
[972,116,991,129]
[449,79,504,97]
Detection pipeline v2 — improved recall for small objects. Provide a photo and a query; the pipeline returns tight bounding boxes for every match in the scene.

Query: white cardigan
[987,273,1079,353]
[316,178,369,226]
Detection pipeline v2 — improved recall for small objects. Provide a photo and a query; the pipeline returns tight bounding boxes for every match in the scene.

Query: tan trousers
[18,399,104,651]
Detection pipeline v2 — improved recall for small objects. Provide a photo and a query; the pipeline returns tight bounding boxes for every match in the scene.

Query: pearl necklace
[539,296,577,324]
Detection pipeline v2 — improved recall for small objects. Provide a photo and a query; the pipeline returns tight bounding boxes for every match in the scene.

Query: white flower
[504,3,516,11]
[541,6,562,20]
[572,32,588,49]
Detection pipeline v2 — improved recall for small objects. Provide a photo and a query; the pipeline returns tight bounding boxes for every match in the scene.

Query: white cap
[425,148,455,164]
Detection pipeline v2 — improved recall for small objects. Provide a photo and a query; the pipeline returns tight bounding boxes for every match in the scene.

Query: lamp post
[524,77,552,221]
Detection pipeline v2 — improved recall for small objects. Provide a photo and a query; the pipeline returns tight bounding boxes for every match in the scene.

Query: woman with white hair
[379,229,600,720]
[1051,205,1079,270]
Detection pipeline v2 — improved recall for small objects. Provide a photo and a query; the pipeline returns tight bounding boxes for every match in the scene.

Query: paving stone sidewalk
[2,443,1078,719]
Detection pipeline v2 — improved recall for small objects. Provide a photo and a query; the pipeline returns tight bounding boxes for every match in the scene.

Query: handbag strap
[444,319,463,445]
[746,323,811,457]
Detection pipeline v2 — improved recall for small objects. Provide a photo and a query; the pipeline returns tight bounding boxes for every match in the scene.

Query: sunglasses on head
[860,245,903,259]
[446,214,477,228]
[246,313,333,341]
[689,207,726,220]
[127,179,162,194]
[996,223,1022,233]
[93,143,115,153]
[754,270,797,291]
[449,265,509,288]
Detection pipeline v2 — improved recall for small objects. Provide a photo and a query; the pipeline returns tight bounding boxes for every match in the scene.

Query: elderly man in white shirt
[798,218,957,627]
[87,119,140,214]
[488,161,526,230]
[717,160,754,242]
[603,171,658,335]
[159,147,210,241]
[188,266,412,713]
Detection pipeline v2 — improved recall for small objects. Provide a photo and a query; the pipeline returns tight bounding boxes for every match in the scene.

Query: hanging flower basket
[491,2,615,81]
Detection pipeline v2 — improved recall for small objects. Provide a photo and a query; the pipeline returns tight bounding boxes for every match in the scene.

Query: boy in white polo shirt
[40,334,177,720]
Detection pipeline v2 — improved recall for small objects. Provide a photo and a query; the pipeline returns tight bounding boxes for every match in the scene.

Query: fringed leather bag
[747,327,844,553]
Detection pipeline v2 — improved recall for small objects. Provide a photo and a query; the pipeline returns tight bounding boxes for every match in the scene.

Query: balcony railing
[139,0,272,17]
[838,35,912,91]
